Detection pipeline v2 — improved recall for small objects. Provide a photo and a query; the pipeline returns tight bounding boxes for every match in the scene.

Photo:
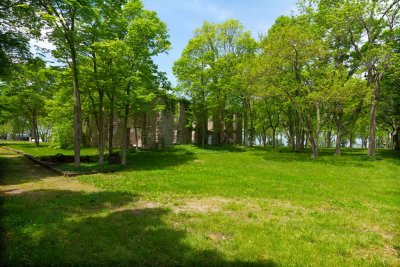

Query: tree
[36,0,91,166]
[3,58,53,146]
[0,0,39,78]
[260,15,327,158]
[321,66,368,155]
[304,0,400,156]
[174,20,256,146]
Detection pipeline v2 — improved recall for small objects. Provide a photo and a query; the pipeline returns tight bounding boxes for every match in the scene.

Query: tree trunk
[272,127,276,148]
[349,131,354,148]
[335,132,342,156]
[301,129,306,150]
[93,51,104,166]
[393,128,399,150]
[98,99,104,165]
[108,95,115,163]
[309,132,318,159]
[202,108,206,147]
[134,118,139,151]
[368,100,377,156]
[368,72,382,157]
[71,48,81,167]
[326,130,332,148]
[243,105,248,146]
[121,106,129,166]
[32,111,39,147]
[316,103,321,145]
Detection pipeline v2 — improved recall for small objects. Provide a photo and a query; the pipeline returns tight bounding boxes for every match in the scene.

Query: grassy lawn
[0,141,121,173]
[1,142,399,266]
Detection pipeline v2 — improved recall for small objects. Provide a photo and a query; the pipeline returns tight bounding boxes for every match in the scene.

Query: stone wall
[84,97,192,149]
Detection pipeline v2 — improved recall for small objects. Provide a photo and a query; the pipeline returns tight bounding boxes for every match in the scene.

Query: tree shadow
[1,189,276,266]
[124,146,197,171]
[0,150,59,186]
[195,144,247,153]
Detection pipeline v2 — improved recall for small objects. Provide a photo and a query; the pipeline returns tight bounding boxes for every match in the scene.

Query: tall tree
[3,58,53,146]
[36,0,90,166]
[174,20,256,146]
[261,15,327,158]
[304,0,400,156]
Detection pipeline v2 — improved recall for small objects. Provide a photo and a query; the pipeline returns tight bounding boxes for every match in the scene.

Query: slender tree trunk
[316,103,321,145]
[368,100,377,156]
[92,51,104,165]
[349,131,354,148]
[121,106,129,166]
[32,111,39,147]
[335,132,342,156]
[71,44,81,167]
[272,127,276,148]
[249,105,254,147]
[202,108,206,147]
[305,114,318,159]
[368,72,382,157]
[309,132,318,159]
[243,102,248,146]
[326,130,332,148]
[393,127,399,150]
[108,95,115,162]
[98,93,104,165]
[134,118,139,151]
[301,129,306,150]
[309,138,318,159]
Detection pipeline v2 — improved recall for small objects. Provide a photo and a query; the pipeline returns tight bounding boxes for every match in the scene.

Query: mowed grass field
[0,142,399,266]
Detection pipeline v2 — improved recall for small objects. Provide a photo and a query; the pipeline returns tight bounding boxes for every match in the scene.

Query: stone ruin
[83,98,193,149]
[83,97,245,149]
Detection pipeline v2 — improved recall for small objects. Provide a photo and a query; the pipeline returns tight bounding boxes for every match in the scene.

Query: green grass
[0,141,121,173]
[1,142,399,266]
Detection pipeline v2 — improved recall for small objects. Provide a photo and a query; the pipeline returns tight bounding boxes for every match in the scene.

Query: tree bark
[134,118,139,151]
[121,106,129,166]
[393,127,399,150]
[98,93,104,165]
[309,132,318,159]
[335,132,342,156]
[243,100,249,146]
[32,110,39,147]
[368,100,377,156]
[326,130,332,148]
[368,72,382,157]
[272,127,276,148]
[71,46,82,167]
[349,131,354,148]
[108,94,115,162]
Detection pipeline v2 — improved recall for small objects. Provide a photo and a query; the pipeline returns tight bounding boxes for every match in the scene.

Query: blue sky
[142,0,298,86]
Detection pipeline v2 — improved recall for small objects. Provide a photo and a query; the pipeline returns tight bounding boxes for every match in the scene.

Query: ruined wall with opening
[83,98,192,149]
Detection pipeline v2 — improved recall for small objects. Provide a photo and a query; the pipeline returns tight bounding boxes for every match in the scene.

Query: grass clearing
[1,142,399,266]
[0,141,121,173]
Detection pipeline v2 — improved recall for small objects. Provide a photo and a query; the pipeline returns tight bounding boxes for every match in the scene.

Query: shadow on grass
[0,189,276,266]
[194,144,247,153]
[0,151,58,186]
[124,146,198,171]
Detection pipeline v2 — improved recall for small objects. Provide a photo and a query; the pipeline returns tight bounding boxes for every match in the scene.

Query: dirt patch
[207,232,228,241]
[172,197,230,214]
[356,244,399,263]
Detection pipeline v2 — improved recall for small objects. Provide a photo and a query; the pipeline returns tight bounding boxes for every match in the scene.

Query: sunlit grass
[1,143,399,266]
